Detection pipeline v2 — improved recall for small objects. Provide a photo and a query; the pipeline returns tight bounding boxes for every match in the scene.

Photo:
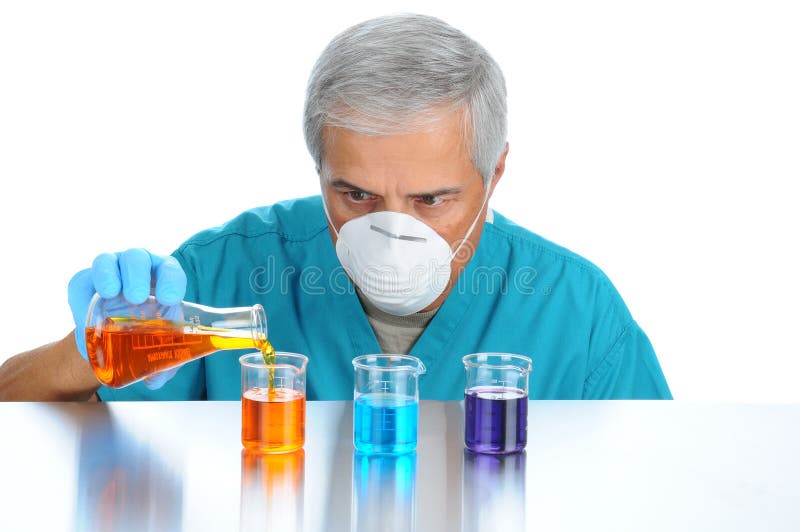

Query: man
[0,13,671,401]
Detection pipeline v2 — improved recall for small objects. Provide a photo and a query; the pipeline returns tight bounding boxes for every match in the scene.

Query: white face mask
[323,187,490,316]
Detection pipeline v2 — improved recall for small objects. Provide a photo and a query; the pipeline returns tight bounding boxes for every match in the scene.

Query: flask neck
[181,301,268,344]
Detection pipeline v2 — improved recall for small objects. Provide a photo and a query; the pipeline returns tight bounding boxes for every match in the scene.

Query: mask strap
[321,193,341,239]
[449,182,491,261]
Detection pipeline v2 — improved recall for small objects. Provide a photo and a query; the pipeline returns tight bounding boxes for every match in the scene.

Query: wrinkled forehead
[318,108,479,193]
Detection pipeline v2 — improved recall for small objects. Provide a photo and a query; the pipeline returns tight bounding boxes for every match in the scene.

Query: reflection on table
[351,451,417,532]
[240,449,305,530]
[75,407,183,531]
[462,450,526,532]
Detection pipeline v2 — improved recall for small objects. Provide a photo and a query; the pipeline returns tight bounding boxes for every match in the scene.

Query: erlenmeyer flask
[85,293,268,388]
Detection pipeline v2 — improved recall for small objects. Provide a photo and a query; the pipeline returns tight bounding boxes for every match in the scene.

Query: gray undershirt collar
[356,287,439,328]
[355,288,439,354]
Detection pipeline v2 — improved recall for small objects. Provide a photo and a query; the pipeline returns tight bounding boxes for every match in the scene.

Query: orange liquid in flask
[86,317,270,388]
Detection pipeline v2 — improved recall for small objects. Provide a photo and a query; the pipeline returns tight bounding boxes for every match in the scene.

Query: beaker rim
[462,352,533,373]
[239,352,309,371]
[352,354,427,375]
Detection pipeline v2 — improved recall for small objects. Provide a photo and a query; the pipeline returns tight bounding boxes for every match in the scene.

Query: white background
[1,1,797,401]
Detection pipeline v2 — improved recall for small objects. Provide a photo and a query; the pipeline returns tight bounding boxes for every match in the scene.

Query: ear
[488,142,509,197]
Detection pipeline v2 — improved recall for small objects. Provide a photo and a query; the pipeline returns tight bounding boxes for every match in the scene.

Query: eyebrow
[330,178,377,196]
[329,178,464,198]
[411,186,464,197]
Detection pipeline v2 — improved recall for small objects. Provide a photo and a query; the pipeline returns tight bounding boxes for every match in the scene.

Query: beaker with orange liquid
[240,352,308,453]
[85,293,269,388]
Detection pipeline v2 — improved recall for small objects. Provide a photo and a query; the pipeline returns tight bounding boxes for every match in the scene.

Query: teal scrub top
[97,195,672,401]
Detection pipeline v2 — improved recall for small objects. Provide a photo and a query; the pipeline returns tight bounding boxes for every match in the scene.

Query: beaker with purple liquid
[463,353,532,454]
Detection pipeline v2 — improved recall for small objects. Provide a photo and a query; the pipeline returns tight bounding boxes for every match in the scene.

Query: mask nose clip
[369,224,427,243]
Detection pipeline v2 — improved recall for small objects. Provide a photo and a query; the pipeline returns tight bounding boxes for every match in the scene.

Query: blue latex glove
[68,248,188,390]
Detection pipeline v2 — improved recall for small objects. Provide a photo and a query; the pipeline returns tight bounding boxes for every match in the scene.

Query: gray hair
[303,13,507,185]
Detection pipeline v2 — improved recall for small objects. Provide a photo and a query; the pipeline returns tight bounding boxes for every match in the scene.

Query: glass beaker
[352,354,426,455]
[240,352,308,453]
[85,293,268,388]
[462,353,532,454]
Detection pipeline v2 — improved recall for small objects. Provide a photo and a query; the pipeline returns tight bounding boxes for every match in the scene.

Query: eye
[417,194,444,207]
[345,190,375,202]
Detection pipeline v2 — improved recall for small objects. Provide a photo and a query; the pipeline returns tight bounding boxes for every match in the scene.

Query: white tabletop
[0,400,797,531]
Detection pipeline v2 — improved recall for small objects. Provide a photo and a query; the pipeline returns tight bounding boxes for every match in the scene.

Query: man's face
[320,109,508,311]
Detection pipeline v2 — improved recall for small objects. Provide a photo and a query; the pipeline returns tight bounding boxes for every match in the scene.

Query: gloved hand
[68,248,188,390]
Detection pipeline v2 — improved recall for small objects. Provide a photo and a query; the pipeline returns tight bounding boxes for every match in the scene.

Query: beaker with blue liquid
[352,354,426,454]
